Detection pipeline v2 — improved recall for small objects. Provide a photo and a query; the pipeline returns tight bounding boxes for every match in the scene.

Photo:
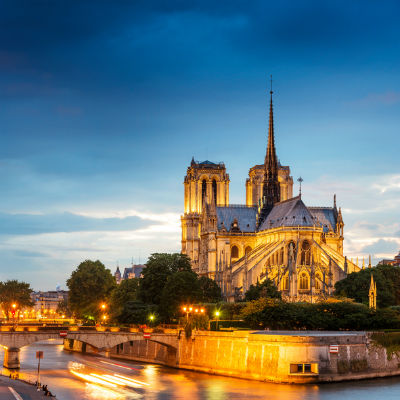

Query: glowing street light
[215,310,220,331]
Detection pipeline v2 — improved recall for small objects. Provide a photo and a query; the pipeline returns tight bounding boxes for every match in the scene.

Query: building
[114,264,145,284]
[181,89,361,302]
[378,250,400,266]
[31,290,68,318]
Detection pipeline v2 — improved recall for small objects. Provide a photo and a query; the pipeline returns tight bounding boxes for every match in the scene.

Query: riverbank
[65,330,400,384]
[0,374,54,399]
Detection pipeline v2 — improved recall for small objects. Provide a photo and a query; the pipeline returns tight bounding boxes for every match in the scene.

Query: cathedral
[181,88,362,302]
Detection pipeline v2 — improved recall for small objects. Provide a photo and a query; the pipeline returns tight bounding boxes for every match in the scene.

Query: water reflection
[0,341,399,399]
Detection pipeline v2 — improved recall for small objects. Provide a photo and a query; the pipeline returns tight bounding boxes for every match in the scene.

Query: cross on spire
[297,176,303,196]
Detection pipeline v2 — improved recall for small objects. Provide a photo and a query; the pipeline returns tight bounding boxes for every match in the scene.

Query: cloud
[350,91,400,107]
[361,239,400,256]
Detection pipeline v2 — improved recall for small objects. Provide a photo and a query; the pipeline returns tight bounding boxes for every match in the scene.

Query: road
[0,375,48,399]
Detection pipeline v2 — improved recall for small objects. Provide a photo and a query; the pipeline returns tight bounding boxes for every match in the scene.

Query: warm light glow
[101,303,107,310]
[195,309,198,313]
[189,307,193,312]
[200,308,205,313]
[149,315,154,321]
[70,370,117,388]
[182,306,187,312]
[102,315,107,320]
[12,304,16,309]
[215,311,220,317]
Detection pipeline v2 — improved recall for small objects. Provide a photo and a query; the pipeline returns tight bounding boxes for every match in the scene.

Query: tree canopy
[198,276,222,303]
[139,253,192,305]
[335,265,400,308]
[110,278,139,320]
[0,280,33,319]
[244,278,281,301]
[67,260,116,320]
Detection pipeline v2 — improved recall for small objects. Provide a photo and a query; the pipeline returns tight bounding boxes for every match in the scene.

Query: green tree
[0,280,33,320]
[67,260,116,320]
[244,279,281,301]
[335,265,400,308]
[159,270,202,320]
[118,300,156,325]
[139,253,192,305]
[198,276,222,302]
[110,278,139,321]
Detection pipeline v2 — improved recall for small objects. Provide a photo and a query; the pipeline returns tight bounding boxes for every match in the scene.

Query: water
[1,340,400,399]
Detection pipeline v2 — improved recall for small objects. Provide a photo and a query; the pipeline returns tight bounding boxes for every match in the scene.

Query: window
[202,179,207,208]
[245,246,252,255]
[212,179,217,205]
[315,272,322,290]
[299,272,309,290]
[231,245,239,259]
[301,240,311,265]
[282,274,289,290]
[290,363,318,374]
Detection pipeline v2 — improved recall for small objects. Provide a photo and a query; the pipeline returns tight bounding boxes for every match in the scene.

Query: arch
[315,272,324,290]
[301,240,311,266]
[299,272,309,290]
[245,246,252,255]
[231,245,239,259]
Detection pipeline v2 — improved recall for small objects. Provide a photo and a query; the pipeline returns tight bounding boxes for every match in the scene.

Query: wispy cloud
[349,91,400,107]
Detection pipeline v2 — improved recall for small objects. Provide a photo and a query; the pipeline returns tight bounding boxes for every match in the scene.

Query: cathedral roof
[258,196,315,231]
[216,206,257,233]
[308,207,337,233]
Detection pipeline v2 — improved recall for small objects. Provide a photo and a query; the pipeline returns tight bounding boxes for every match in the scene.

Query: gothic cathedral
[181,89,361,302]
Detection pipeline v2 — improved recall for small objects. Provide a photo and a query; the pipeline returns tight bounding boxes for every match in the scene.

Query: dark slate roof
[216,206,257,232]
[258,196,315,231]
[309,207,337,233]
[122,265,145,280]
[199,160,217,165]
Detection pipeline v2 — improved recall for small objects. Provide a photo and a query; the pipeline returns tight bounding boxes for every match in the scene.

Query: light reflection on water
[0,340,399,399]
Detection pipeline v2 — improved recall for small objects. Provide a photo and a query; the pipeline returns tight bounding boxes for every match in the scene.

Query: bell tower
[181,159,229,272]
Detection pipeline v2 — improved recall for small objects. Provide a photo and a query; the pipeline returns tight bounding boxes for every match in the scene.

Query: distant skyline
[1,1,400,290]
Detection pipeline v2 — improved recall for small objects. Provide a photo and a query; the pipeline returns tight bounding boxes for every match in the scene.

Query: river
[1,340,400,399]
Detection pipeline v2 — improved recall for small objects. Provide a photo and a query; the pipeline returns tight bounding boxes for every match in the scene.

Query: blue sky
[1,1,400,290]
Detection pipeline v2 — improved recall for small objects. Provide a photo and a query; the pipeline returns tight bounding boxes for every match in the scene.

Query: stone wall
[63,331,400,383]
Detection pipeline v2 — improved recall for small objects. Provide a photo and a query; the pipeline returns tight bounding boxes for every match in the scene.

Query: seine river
[1,340,400,400]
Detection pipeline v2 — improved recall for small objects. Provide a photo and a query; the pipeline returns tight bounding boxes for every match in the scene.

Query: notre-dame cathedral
[181,89,363,302]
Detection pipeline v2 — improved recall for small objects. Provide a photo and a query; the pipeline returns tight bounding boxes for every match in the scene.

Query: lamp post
[215,311,220,331]
[100,303,107,326]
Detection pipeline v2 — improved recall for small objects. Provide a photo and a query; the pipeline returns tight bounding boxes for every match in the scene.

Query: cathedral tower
[181,159,229,271]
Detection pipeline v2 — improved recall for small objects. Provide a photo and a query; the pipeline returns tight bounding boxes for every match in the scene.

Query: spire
[369,254,372,268]
[369,274,377,310]
[258,76,280,226]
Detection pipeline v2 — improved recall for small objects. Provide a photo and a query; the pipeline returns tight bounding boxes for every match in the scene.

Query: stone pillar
[4,347,20,369]
[104,349,111,358]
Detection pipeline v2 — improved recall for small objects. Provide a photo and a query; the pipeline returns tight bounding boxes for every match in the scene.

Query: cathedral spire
[258,77,280,226]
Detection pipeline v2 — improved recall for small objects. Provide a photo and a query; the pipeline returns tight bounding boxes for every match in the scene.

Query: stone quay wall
[64,330,400,383]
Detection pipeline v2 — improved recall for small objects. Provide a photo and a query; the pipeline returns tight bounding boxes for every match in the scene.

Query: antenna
[297,177,303,196]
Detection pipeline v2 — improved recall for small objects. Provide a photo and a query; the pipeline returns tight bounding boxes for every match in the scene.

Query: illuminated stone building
[181,89,361,302]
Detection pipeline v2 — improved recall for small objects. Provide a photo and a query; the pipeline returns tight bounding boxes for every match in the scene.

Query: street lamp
[215,310,220,331]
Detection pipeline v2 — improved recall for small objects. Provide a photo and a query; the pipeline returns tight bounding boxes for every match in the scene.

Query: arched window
[212,179,217,205]
[301,241,311,266]
[245,246,252,255]
[299,272,309,290]
[201,179,207,208]
[231,245,239,259]
[315,272,322,290]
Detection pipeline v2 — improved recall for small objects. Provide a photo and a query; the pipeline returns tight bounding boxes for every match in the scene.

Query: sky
[1,0,400,290]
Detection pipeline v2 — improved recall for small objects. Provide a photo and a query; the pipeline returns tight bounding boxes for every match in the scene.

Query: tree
[117,300,156,325]
[244,279,281,301]
[67,260,116,320]
[335,265,400,308]
[139,253,192,305]
[159,270,202,320]
[198,276,222,302]
[110,278,139,321]
[0,280,33,320]
[56,298,72,318]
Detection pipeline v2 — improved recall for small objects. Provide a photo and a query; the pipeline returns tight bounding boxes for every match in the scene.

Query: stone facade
[181,91,362,302]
